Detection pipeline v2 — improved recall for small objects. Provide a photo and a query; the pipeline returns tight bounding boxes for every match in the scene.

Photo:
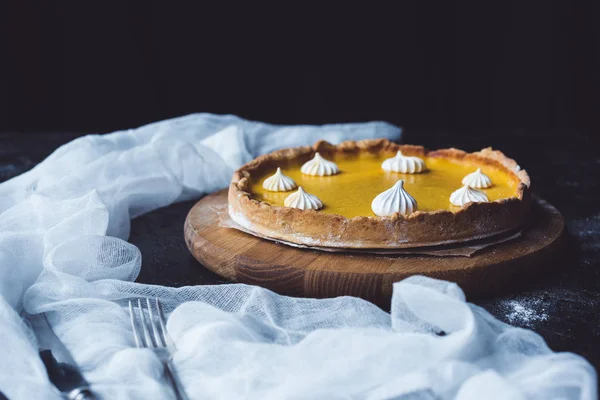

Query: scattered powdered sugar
[484,293,555,329]
[483,287,598,330]
[504,300,549,325]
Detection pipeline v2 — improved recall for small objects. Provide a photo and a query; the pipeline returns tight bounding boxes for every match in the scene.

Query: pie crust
[228,139,531,249]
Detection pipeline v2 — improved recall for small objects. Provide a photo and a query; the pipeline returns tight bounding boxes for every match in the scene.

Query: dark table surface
[1,130,599,373]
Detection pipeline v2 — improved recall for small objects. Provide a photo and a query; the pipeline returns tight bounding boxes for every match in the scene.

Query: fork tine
[137,298,155,348]
[147,297,165,348]
[128,300,143,348]
[155,298,171,348]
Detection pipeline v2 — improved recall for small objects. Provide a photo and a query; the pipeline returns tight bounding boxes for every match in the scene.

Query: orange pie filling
[250,153,520,219]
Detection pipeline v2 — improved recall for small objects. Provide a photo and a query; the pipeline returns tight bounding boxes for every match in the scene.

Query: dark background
[1,1,600,137]
[1,0,599,382]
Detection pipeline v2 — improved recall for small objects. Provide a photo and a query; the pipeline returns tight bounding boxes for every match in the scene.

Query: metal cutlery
[39,349,96,400]
[128,298,189,400]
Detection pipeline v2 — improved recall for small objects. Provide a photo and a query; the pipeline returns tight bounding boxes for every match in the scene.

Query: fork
[128,298,190,400]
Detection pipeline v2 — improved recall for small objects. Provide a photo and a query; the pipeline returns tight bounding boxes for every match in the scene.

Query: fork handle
[163,360,190,400]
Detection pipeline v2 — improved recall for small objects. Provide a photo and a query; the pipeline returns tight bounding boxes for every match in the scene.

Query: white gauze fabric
[0,114,595,399]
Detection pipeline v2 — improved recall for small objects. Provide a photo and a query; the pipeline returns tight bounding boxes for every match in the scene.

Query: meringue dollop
[262,167,297,192]
[461,168,492,189]
[300,152,340,176]
[381,151,426,174]
[284,187,323,210]
[371,180,418,216]
[449,185,489,206]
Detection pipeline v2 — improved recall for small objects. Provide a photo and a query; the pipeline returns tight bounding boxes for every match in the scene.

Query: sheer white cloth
[0,114,595,399]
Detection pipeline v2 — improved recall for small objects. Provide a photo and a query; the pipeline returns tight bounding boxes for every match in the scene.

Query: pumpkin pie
[228,139,530,249]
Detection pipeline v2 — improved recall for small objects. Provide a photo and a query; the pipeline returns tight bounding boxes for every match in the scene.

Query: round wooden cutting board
[184,189,564,308]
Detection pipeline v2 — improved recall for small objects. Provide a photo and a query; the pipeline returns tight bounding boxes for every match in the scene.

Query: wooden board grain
[184,189,564,307]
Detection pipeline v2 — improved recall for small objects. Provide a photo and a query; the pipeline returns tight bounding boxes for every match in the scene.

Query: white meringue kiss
[371,180,418,216]
[300,152,340,176]
[284,187,323,210]
[262,167,297,192]
[461,168,492,189]
[381,151,426,174]
[449,185,489,207]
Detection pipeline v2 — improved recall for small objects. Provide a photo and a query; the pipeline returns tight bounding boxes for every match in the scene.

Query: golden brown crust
[228,139,531,249]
